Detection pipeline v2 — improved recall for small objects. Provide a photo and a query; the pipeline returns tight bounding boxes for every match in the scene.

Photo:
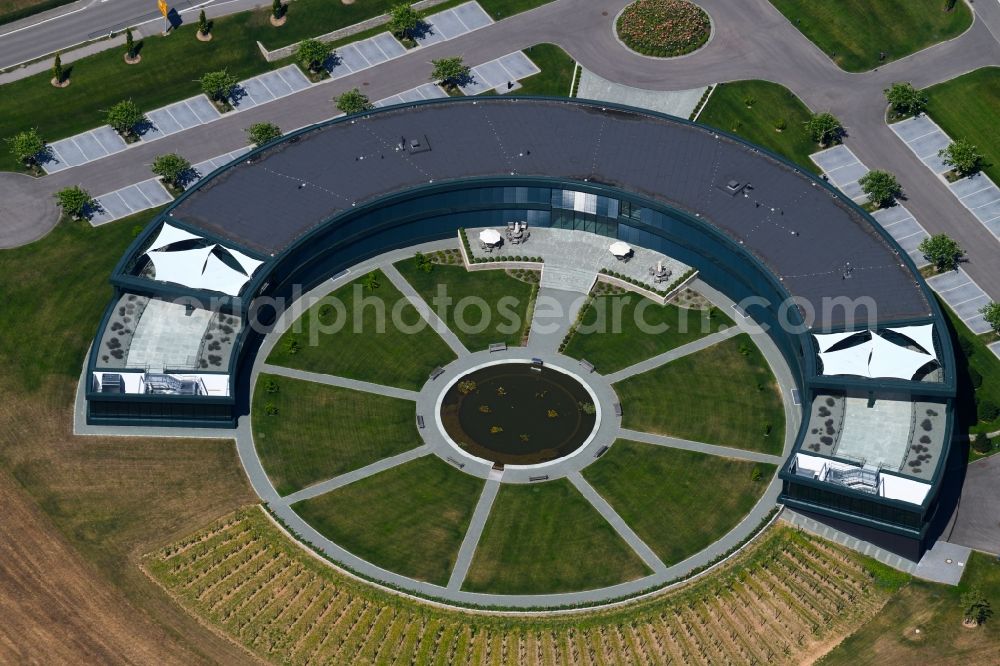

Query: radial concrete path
[5,0,1000,301]
[230,239,799,608]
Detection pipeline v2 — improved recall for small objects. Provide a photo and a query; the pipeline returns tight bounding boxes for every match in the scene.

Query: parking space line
[933,281,972,295]
[958,184,996,199]
[969,195,1000,211]
[162,106,187,133]
[952,293,989,307]
[452,8,473,31]
[901,128,940,144]
[370,38,392,60]
[255,76,280,100]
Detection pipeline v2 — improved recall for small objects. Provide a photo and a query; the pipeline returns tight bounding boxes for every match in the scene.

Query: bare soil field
[0,378,258,664]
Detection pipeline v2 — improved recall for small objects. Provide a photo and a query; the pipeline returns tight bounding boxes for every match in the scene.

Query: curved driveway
[4,0,1000,298]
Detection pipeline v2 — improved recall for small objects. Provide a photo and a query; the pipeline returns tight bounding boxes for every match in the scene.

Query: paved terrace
[465,225,690,293]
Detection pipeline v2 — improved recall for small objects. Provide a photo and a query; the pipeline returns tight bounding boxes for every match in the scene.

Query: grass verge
[924,67,1000,186]
[462,478,651,594]
[252,374,421,496]
[769,0,972,72]
[615,333,785,454]
[939,298,1000,437]
[292,455,483,586]
[583,440,774,566]
[822,551,1000,665]
[697,79,818,173]
[0,210,257,661]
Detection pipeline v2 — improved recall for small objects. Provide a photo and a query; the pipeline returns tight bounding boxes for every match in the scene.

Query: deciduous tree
[859,169,901,208]
[335,88,373,115]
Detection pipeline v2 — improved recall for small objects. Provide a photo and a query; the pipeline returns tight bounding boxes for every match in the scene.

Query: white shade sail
[479,229,502,245]
[817,331,936,380]
[818,340,872,377]
[886,324,937,358]
[147,222,201,252]
[609,241,631,256]
[227,247,264,276]
[148,244,261,296]
[813,330,865,353]
[148,246,214,289]
[201,253,255,296]
[868,333,935,380]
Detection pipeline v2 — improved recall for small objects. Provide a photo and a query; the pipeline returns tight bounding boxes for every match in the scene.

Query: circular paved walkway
[233,238,799,609]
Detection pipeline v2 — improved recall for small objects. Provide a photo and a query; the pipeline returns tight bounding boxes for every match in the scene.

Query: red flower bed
[616,0,712,57]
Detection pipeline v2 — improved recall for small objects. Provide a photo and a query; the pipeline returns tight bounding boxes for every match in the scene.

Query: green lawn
[698,79,818,173]
[615,333,785,454]
[822,551,1000,665]
[462,479,651,594]
[0,16,270,173]
[0,0,73,25]
[251,375,421,496]
[512,44,576,97]
[924,67,1000,186]
[769,0,972,72]
[0,0,559,172]
[292,455,483,586]
[583,440,773,566]
[266,269,455,390]
[393,260,535,351]
[0,213,157,388]
[562,294,732,373]
[940,298,1000,437]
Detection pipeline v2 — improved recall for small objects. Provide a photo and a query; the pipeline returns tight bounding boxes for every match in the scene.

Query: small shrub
[977,399,1000,423]
[284,336,301,355]
[972,433,993,455]
[774,118,787,131]
[969,367,983,389]
[263,401,279,416]
[263,379,280,394]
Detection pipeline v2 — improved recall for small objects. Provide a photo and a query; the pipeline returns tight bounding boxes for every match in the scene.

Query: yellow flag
[158,0,168,17]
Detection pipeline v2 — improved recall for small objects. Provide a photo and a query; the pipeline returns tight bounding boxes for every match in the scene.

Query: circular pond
[439,363,597,466]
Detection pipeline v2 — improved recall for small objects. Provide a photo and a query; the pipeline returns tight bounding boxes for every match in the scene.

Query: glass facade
[91,178,952,549]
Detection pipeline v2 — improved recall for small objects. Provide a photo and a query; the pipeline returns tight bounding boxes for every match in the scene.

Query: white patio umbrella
[609,241,631,257]
[479,228,502,245]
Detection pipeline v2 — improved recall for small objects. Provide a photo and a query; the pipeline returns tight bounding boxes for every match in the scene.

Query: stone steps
[540,264,597,294]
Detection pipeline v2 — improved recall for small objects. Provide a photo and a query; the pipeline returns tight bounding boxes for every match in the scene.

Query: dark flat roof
[173,98,929,324]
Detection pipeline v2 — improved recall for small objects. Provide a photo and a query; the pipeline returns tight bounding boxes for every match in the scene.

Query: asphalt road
[5,0,1000,301]
[0,0,263,69]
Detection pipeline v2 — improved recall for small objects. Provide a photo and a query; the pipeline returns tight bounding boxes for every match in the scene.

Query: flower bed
[616,0,711,58]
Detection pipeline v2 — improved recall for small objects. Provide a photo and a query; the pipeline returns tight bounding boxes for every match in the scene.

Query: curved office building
[86,97,956,558]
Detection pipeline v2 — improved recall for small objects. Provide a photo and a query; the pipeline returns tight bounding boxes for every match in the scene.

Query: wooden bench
[594,445,609,458]
[579,359,595,373]
[613,403,622,417]
[446,456,466,469]
[429,366,444,380]
[416,415,425,429]
[529,475,549,482]
[489,342,507,352]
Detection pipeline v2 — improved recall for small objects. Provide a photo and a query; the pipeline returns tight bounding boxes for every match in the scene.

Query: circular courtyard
[245,242,790,606]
